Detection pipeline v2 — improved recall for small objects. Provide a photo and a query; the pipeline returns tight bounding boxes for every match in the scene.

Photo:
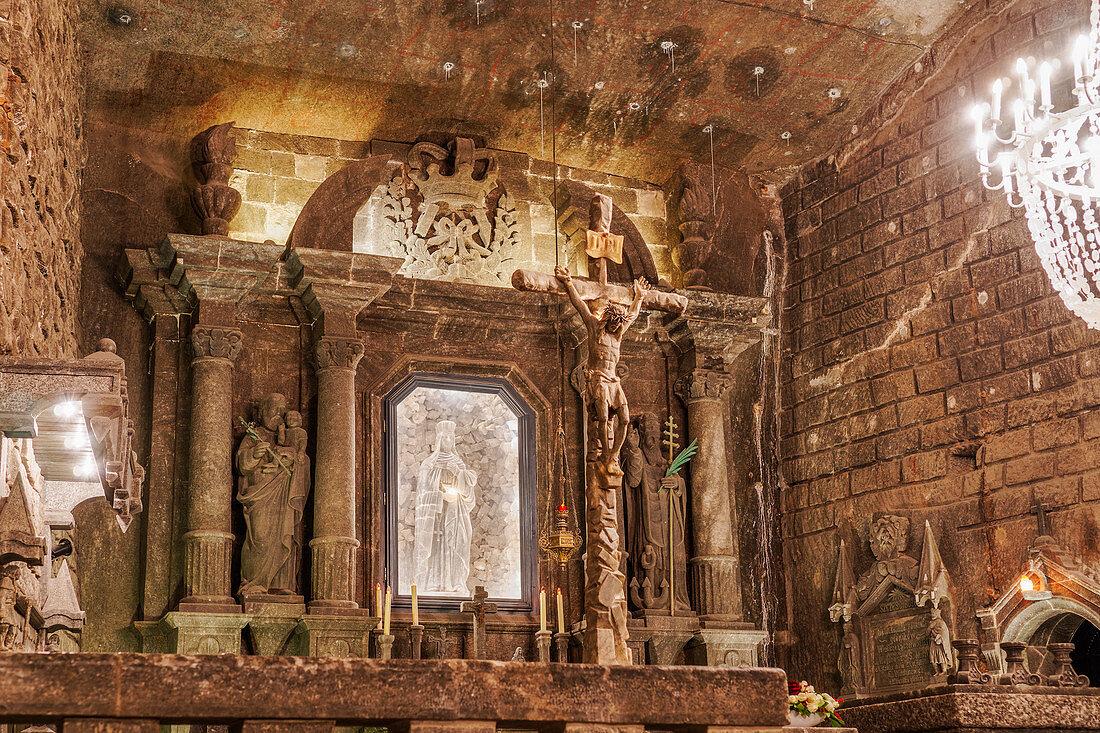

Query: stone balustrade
[0,654,788,732]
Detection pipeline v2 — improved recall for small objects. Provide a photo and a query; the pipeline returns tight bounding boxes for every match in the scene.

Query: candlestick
[408,624,425,659]
[554,631,570,662]
[412,583,419,626]
[378,633,395,661]
[991,78,1003,122]
[384,586,392,635]
[376,584,383,618]
[556,588,565,634]
[539,589,547,631]
[536,629,553,662]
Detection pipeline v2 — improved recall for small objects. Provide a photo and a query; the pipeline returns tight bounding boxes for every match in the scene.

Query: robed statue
[414,420,477,594]
[621,413,690,613]
[235,393,310,597]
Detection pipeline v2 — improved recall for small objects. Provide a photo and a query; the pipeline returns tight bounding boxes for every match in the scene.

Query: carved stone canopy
[0,339,144,531]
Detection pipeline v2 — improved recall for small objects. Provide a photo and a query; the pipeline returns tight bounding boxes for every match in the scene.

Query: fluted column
[675,369,743,621]
[309,336,364,610]
[182,325,243,607]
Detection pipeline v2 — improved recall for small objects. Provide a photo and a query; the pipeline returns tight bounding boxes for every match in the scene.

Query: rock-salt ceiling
[78,0,980,182]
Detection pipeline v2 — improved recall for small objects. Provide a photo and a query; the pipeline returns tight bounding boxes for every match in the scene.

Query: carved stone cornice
[190,326,243,361]
[663,290,771,366]
[312,337,365,371]
[674,369,733,403]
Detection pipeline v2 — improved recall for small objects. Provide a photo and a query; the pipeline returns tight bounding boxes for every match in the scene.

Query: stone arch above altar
[282,133,665,288]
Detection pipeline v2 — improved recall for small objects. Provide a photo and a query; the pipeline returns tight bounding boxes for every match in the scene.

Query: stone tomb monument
[830,515,955,697]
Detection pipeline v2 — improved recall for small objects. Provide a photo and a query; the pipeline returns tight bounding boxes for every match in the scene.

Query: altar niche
[383,373,537,613]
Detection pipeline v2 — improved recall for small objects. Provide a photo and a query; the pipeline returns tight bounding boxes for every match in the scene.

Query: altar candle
[411,583,419,626]
[556,588,565,634]
[384,586,392,635]
[539,589,547,631]
[376,584,383,618]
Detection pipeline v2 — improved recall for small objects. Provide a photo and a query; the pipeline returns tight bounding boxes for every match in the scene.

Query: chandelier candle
[973,0,1100,328]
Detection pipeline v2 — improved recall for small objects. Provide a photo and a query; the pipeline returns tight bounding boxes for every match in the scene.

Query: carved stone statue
[511,205,687,664]
[414,420,477,594]
[840,620,863,689]
[856,515,919,600]
[235,393,310,597]
[0,574,21,650]
[621,413,689,613]
[929,606,954,674]
[189,121,241,236]
[556,266,644,469]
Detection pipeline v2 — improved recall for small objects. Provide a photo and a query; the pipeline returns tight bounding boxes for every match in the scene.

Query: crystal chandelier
[973,1,1100,329]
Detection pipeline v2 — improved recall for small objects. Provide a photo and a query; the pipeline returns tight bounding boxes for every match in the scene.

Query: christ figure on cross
[554,264,646,473]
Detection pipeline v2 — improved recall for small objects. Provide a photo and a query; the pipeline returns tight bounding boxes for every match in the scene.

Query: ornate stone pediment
[381,136,520,285]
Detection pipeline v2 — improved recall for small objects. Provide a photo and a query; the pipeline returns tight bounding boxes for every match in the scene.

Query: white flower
[806,701,819,713]
[789,696,798,704]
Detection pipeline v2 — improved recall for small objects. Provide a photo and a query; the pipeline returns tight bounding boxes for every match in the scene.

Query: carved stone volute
[191,326,243,361]
[674,369,732,404]
[312,337,365,371]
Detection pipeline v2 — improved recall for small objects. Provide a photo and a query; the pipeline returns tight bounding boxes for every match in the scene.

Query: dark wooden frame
[382,372,537,613]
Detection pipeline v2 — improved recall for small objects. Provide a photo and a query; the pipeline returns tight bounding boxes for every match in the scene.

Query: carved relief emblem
[380,137,520,285]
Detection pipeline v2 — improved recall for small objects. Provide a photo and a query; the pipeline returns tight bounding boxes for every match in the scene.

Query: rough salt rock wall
[394,387,522,599]
[0,0,83,357]
[778,0,1098,690]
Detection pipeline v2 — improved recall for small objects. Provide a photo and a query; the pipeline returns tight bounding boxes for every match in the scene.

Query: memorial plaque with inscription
[862,589,934,692]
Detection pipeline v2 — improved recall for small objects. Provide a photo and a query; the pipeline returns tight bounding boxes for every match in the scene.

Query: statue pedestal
[684,624,768,668]
[243,595,306,656]
[294,610,378,658]
[627,613,699,665]
[134,611,251,654]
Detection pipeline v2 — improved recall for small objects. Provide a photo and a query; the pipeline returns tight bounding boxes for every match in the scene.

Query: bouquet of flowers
[788,681,844,727]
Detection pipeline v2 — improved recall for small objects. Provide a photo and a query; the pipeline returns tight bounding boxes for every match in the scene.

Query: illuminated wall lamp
[1019,570,1053,601]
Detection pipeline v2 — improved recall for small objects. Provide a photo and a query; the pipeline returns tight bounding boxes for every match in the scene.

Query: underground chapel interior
[6,0,1100,730]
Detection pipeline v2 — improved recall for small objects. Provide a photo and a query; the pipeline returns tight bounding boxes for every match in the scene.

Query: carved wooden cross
[1032,499,1051,538]
[460,585,498,660]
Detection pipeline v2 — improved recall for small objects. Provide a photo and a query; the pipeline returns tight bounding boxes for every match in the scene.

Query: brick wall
[0,0,83,357]
[778,0,1100,687]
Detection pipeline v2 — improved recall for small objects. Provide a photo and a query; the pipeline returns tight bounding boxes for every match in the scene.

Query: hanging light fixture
[973,0,1100,329]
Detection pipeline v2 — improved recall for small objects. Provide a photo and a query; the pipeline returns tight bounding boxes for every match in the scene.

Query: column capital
[674,369,732,403]
[311,336,365,371]
[190,326,243,361]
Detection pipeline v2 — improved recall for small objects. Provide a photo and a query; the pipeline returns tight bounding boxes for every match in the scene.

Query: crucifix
[460,585,498,660]
[512,193,687,665]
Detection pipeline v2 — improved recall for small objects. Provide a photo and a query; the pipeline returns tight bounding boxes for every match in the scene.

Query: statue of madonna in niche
[414,420,477,594]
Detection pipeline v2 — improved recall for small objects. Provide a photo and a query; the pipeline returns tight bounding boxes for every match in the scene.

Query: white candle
[376,584,383,618]
[1039,62,1053,108]
[411,583,419,626]
[384,586,392,635]
[1013,99,1025,136]
[991,78,1003,122]
[556,588,565,634]
[1000,155,1015,195]
[1075,35,1089,83]
[539,589,547,631]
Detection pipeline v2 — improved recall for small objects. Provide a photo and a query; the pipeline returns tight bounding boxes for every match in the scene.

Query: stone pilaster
[182,325,242,609]
[309,335,364,610]
[675,368,742,621]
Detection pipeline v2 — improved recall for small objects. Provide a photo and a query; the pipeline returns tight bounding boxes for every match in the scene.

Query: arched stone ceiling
[78,0,984,182]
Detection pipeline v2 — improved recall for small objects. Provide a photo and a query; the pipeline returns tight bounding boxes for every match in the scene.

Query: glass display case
[384,374,536,609]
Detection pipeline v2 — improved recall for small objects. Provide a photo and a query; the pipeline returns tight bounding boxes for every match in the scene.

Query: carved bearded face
[258,393,287,432]
[870,516,909,561]
[600,302,628,335]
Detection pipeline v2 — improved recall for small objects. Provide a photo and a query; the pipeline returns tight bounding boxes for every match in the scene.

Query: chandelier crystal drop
[974,0,1100,329]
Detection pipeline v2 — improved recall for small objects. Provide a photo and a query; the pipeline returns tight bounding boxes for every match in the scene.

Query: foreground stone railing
[0,654,788,732]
